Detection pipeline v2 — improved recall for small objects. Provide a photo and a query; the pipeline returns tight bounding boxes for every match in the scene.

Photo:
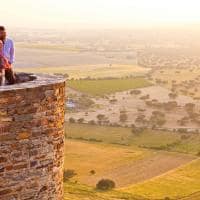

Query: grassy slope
[180,192,200,200]
[64,140,147,182]
[122,159,200,199]
[65,123,200,199]
[64,181,200,200]
[64,182,145,200]
[64,148,199,200]
[64,123,200,199]
[66,123,200,155]
[67,78,152,96]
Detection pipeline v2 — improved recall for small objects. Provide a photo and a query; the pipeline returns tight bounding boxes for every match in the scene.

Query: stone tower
[0,74,66,200]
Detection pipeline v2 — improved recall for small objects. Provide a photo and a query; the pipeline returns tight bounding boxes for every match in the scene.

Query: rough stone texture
[0,74,66,200]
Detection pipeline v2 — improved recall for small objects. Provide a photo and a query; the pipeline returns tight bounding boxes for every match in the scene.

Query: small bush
[97,114,106,121]
[88,120,96,125]
[96,179,116,191]
[77,118,84,123]
[69,117,76,123]
[196,151,200,157]
[130,89,141,95]
[109,99,118,104]
[181,135,190,140]
[90,170,96,175]
[119,113,128,123]
[63,169,77,181]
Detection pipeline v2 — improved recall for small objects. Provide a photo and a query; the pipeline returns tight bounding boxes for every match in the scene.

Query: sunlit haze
[1,0,200,29]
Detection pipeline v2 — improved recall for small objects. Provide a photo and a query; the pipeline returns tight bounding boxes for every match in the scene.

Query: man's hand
[2,57,11,69]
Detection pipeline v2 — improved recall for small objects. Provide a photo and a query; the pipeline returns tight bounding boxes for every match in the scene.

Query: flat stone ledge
[0,73,66,92]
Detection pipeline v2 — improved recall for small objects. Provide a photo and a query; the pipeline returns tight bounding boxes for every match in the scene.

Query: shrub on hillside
[69,117,76,123]
[77,118,84,123]
[96,179,116,191]
[131,127,144,136]
[169,92,177,99]
[90,170,96,175]
[88,120,96,125]
[130,89,141,95]
[63,169,77,181]
[109,99,118,104]
[177,128,188,133]
[97,114,106,121]
[181,135,190,140]
[196,151,200,157]
[78,96,95,109]
[119,111,128,123]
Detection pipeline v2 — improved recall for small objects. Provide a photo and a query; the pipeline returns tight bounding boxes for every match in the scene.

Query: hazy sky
[1,0,200,29]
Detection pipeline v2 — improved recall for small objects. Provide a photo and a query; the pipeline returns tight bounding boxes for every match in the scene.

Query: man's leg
[0,69,2,85]
[5,68,16,85]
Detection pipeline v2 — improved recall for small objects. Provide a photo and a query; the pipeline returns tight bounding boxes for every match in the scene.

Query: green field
[66,123,200,155]
[67,78,152,96]
[122,159,200,199]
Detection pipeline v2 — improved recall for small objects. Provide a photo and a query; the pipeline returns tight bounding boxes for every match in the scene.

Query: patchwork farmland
[15,35,200,199]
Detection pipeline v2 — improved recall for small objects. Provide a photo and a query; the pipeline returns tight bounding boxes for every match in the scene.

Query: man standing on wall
[0,26,16,85]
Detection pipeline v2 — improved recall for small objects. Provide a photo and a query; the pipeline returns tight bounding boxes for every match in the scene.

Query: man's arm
[9,40,14,64]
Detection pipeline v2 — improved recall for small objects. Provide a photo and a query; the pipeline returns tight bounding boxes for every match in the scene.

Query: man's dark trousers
[0,68,16,85]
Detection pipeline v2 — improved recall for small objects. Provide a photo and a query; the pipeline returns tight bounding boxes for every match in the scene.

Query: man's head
[0,26,6,41]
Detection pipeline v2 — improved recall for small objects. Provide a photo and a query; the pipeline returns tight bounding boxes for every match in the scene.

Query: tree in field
[119,111,128,123]
[63,169,77,181]
[69,117,76,123]
[96,179,115,190]
[90,170,96,175]
[77,118,84,123]
[96,114,108,125]
[97,114,106,121]
[185,103,195,114]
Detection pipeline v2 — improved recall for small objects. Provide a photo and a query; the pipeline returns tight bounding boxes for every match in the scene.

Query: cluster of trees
[130,89,141,95]
[135,111,166,128]
[145,100,178,111]
[177,103,200,127]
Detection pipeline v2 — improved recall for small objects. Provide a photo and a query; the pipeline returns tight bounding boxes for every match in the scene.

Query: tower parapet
[0,73,66,200]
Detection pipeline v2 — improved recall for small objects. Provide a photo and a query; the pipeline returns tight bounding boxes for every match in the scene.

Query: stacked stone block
[0,74,65,200]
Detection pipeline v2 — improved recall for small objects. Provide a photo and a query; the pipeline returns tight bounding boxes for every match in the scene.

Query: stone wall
[0,74,66,200]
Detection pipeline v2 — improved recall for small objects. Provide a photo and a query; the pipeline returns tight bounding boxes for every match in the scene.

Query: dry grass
[64,140,147,184]
[64,140,194,188]
[151,67,200,98]
[16,64,150,79]
[122,159,200,199]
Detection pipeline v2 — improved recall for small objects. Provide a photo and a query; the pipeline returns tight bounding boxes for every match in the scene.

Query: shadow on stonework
[15,72,37,84]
